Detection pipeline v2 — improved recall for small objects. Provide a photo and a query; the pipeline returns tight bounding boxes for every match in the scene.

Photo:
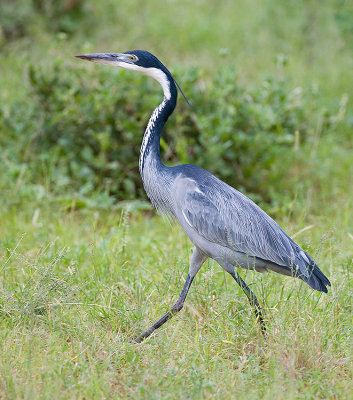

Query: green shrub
[0,0,34,43]
[0,0,87,46]
[1,59,341,202]
[32,0,88,34]
[334,0,353,48]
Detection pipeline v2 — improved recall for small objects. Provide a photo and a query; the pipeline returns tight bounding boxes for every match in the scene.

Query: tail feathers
[305,262,331,293]
[295,250,331,293]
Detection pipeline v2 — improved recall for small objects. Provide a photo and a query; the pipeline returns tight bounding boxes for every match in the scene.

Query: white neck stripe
[139,99,166,173]
[107,61,171,100]
[143,68,171,100]
[107,61,172,174]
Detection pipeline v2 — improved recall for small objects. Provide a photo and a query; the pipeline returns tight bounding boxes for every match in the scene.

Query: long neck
[139,70,177,178]
[138,68,177,213]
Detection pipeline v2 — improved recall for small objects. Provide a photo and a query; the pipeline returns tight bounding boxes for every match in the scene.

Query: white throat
[111,62,171,100]
[119,64,171,174]
[143,67,171,100]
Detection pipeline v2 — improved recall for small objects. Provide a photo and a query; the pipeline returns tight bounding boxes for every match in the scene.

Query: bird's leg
[133,273,194,343]
[133,247,206,343]
[229,270,266,335]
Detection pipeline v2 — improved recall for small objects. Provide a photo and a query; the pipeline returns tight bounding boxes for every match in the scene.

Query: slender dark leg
[229,270,266,335]
[133,274,194,343]
[133,247,207,343]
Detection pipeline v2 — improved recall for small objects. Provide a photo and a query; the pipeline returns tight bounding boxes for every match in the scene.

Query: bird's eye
[128,55,137,62]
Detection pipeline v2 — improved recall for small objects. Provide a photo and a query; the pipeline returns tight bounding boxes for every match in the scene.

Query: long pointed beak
[75,53,133,65]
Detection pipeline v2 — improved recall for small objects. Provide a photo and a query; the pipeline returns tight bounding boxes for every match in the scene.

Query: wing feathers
[174,172,330,292]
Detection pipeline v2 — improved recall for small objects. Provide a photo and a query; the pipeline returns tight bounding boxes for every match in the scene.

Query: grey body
[76,50,330,342]
[142,149,327,292]
[171,170,283,275]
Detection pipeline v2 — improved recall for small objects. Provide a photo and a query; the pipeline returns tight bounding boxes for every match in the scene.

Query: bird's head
[76,50,172,98]
[76,50,163,71]
[75,50,189,105]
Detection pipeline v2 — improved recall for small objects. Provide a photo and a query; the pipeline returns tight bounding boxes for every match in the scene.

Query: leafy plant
[0,0,34,43]
[0,0,87,46]
[32,0,88,34]
[1,59,342,203]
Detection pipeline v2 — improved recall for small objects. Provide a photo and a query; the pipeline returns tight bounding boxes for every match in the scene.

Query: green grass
[0,176,352,398]
[1,0,353,398]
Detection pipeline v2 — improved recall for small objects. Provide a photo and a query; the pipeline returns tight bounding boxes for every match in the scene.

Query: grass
[1,0,353,398]
[0,179,352,398]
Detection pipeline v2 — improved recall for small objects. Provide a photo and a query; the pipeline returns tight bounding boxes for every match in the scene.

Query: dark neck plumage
[139,70,177,179]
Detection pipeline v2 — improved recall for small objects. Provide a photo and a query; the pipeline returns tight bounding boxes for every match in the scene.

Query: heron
[76,50,331,343]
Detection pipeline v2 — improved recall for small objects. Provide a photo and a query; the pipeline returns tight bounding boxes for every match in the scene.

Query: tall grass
[0,0,352,398]
[0,198,352,398]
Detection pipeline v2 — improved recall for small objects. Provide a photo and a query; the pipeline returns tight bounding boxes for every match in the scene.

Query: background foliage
[1,0,352,206]
[0,0,353,399]
[2,58,344,202]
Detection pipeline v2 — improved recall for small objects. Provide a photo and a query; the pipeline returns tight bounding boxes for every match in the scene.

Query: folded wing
[175,171,330,292]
